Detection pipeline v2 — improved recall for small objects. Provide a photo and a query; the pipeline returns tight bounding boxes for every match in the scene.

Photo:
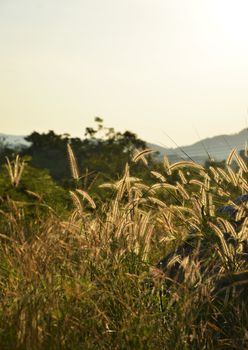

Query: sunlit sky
[1,0,248,147]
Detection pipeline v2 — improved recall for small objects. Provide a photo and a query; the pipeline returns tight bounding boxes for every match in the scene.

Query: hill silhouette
[148,128,248,163]
[1,128,248,164]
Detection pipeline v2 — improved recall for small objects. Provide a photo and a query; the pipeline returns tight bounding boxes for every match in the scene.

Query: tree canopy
[1,119,158,196]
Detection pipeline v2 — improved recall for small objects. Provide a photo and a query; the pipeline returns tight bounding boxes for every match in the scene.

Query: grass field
[0,148,248,349]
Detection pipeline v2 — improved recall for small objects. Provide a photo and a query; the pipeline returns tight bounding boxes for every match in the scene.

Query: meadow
[0,144,248,349]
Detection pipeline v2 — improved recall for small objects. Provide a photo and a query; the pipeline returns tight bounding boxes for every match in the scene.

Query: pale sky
[1,0,248,146]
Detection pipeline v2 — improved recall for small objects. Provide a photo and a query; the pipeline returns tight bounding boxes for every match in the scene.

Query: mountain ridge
[1,129,248,164]
[148,128,248,163]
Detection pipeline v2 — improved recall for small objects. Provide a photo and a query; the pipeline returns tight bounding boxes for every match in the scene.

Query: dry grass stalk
[76,189,96,209]
[67,143,79,180]
[226,148,237,166]
[178,170,187,184]
[169,161,204,172]
[5,155,25,187]
[209,222,234,263]
[69,190,83,214]
[132,148,154,165]
[163,155,171,175]
[150,171,166,182]
[151,183,177,191]
[1,143,248,349]
[176,182,190,200]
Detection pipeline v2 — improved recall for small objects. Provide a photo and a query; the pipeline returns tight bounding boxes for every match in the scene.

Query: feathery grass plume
[25,190,42,201]
[217,187,230,197]
[176,182,190,200]
[124,196,146,209]
[178,170,187,184]
[169,205,199,220]
[99,183,117,190]
[130,183,145,202]
[237,168,243,184]
[201,187,207,207]
[163,155,171,175]
[168,205,187,223]
[132,148,154,165]
[150,171,166,182]
[168,206,201,231]
[169,161,204,172]
[116,163,130,201]
[143,224,154,260]
[108,198,119,226]
[209,166,220,183]
[189,179,205,188]
[235,206,246,222]
[216,168,231,183]
[16,157,25,186]
[238,217,248,240]
[208,193,215,217]
[227,166,238,186]
[69,190,83,213]
[158,212,177,239]
[217,218,238,240]
[133,211,154,260]
[234,150,248,172]
[131,182,154,199]
[167,254,182,268]
[191,196,203,217]
[76,189,96,209]
[239,176,248,192]
[134,182,152,192]
[209,222,234,263]
[137,211,150,239]
[67,143,79,180]
[226,148,237,166]
[245,142,248,157]
[126,176,142,183]
[148,196,167,208]
[14,155,21,180]
[5,155,25,187]
[199,169,207,177]
[204,173,211,191]
[151,183,177,191]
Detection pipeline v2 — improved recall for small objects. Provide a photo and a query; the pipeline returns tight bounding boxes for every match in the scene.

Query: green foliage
[14,119,154,193]
[0,161,71,218]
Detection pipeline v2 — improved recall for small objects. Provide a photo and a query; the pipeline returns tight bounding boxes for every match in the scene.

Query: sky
[1,0,248,147]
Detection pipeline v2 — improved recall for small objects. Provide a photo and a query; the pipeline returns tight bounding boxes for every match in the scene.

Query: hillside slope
[148,128,248,164]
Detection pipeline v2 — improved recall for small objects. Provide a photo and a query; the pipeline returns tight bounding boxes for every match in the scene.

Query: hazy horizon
[1,126,248,152]
[1,0,248,147]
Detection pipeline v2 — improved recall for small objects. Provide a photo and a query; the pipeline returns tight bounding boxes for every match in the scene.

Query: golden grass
[0,148,248,349]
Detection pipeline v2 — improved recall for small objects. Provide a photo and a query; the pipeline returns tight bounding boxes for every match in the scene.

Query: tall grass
[0,150,248,349]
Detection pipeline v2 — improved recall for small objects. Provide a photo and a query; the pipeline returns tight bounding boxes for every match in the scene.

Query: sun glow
[214,0,248,45]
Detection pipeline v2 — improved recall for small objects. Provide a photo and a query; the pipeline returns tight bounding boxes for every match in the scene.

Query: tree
[0,119,159,202]
[18,119,153,189]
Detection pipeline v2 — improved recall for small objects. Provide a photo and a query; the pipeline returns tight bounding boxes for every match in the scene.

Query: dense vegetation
[0,118,159,189]
[0,122,248,349]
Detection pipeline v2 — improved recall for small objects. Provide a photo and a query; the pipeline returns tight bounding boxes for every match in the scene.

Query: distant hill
[146,142,168,155]
[0,133,30,147]
[1,129,248,164]
[148,128,248,164]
